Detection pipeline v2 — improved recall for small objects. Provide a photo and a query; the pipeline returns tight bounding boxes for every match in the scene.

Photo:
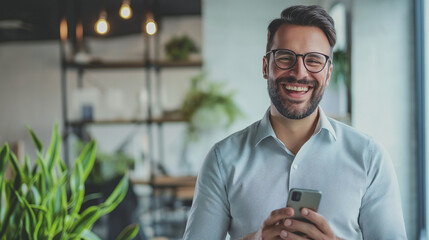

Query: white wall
[0,41,62,158]
[352,0,416,239]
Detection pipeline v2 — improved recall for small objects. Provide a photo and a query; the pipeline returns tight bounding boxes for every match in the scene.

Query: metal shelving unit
[58,1,202,238]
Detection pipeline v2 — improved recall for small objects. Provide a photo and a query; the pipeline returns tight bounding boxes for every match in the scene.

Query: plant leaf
[0,144,9,221]
[100,175,129,215]
[114,224,139,240]
[9,152,23,190]
[68,161,85,223]
[36,153,51,197]
[22,155,32,182]
[0,179,5,229]
[29,185,41,206]
[68,206,101,237]
[74,141,97,182]
[45,123,60,172]
[0,144,9,183]
[12,188,37,238]
[51,172,67,216]
[0,182,18,237]
[34,212,44,240]
[81,229,102,240]
[24,213,32,239]
[26,125,44,153]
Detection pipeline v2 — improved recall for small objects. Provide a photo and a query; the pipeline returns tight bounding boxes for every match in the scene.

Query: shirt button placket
[289,156,299,190]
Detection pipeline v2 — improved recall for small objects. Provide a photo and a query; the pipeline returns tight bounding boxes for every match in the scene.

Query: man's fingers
[300,208,335,236]
[279,230,311,240]
[263,208,294,227]
[283,218,319,238]
[261,224,291,239]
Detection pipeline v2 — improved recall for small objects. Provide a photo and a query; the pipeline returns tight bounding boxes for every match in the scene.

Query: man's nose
[289,56,309,79]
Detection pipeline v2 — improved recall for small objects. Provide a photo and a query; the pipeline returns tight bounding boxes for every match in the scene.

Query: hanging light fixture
[76,21,83,48]
[119,0,133,20]
[145,12,157,35]
[95,10,110,35]
[60,18,68,43]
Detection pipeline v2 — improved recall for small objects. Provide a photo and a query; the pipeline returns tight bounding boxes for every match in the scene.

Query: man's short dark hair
[266,5,336,54]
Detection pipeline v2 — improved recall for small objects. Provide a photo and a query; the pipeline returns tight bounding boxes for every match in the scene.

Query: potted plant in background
[181,73,243,141]
[0,124,139,240]
[328,48,351,123]
[331,49,349,88]
[177,73,242,173]
[164,35,199,61]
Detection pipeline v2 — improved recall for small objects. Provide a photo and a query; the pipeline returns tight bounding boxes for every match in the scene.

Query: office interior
[0,0,427,239]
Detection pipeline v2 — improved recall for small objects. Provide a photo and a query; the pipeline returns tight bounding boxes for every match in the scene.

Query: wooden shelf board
[131,175,197,188]
[64,59,202,69]
[67,116,187,126]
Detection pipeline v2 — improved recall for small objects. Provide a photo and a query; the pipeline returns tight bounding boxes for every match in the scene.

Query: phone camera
[291,191,301,201]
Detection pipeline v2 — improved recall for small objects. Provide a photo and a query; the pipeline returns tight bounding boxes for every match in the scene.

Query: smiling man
[183,5,407,240]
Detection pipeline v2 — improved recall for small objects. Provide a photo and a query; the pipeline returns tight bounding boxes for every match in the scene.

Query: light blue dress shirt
[183,108,407,240]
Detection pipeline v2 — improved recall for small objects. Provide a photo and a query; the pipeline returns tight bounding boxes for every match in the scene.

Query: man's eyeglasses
[265,49,330,73]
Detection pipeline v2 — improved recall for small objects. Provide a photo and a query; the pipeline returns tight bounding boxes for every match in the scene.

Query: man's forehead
[272,24,331,54]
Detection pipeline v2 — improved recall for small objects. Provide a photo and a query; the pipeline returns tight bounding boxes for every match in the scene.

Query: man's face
[263,24,333,119]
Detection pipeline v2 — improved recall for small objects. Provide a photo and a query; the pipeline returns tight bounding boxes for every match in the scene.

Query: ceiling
[0,0,201,42]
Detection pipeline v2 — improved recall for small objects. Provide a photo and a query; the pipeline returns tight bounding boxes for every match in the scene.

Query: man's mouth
[284,85,309,92]
[281,83,312,94]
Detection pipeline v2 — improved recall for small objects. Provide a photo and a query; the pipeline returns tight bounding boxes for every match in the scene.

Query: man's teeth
[285,85,309,92]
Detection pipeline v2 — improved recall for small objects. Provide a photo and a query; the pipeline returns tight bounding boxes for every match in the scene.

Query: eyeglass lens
[274,50,327,72]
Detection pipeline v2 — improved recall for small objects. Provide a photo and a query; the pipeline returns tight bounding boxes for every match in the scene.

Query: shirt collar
[254,108,276,146]
[315,106,337,140]
[254,107,337,147]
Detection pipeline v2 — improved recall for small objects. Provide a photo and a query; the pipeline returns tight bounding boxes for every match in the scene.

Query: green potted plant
[74,140,136,185]
[181,73,243,141]
[165,35,199,61]
[0,124,139,240]
[331,49,349,88]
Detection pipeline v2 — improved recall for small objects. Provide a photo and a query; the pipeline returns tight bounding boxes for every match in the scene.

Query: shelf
[67,115,187,127]
[64,59,203,69]
[131,175,197,188]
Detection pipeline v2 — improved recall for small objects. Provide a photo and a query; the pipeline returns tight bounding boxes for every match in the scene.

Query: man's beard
[267,76,326,119]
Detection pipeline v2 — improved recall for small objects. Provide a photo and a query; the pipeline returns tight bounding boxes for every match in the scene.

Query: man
[183,5,407,240]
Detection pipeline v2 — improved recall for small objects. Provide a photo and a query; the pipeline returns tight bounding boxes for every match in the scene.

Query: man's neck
[269,105,320,155]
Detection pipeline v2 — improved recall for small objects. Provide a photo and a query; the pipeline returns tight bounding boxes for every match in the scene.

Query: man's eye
[305,57,323,65]
[277,55,294,62]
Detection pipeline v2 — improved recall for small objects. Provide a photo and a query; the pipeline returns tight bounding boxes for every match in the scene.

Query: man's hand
[241,207,342,240]
[241,207,294,240]
[282,208,342,239]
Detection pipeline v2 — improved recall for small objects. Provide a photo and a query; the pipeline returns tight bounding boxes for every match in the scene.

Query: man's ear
[263,56,269,79]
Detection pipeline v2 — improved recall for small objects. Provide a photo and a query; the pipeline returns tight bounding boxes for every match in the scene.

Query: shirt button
[293,164,298,170]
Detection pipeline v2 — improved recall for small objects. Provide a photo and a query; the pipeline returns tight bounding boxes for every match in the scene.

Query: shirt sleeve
[183,144,231,240]
[358,138,407,239]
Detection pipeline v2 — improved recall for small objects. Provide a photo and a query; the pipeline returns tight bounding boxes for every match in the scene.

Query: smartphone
[286,188,322,223]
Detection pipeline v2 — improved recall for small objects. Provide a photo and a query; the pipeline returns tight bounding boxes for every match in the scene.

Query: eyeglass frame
[265,49,331,73]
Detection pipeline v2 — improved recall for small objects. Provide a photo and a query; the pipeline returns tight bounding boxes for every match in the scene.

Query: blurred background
[0,0,427,239]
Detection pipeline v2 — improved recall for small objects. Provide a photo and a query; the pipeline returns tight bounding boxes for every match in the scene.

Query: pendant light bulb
[95,10,110,35]
[145,20,157,35]
[145,13,157,35]
[60,18,68,42]
[120,0,132,19]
